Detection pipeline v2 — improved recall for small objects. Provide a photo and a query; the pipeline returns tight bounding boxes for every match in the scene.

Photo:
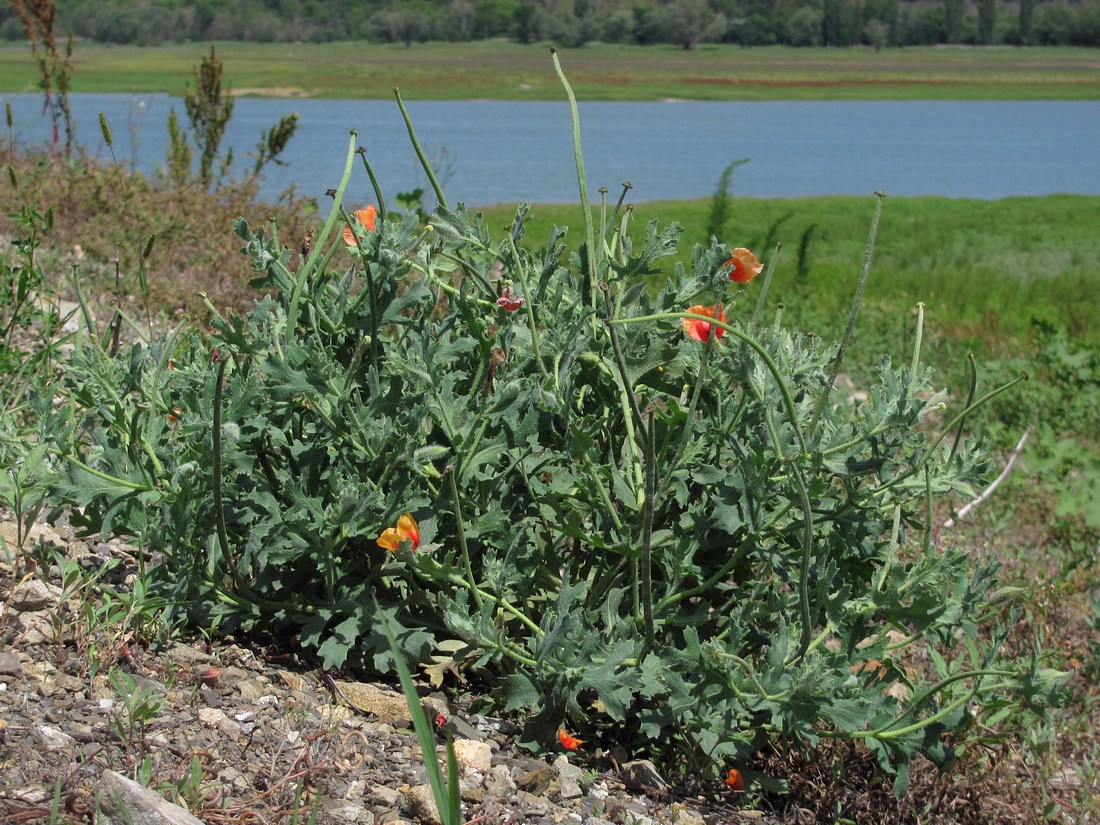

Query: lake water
[4,93,1098,206]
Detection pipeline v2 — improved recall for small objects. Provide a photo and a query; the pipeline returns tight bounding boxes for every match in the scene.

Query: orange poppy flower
[557,728,583,750]
[376,512,420,552]
[724,768,744,791]
[726,247,762,284]
[343,205,378,246]
[682,304,728,343]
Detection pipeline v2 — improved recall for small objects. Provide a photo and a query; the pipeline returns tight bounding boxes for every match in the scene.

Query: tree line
[3,0,1099,49]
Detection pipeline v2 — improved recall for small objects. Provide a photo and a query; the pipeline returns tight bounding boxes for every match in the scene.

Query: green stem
[640,410,656,649]
[580,450,625,536]
[211,356,233,579]
[339,205,380,370]
[603,289,647,501]
[551,48,597,309]
[356,147,387,221]
[504,235,550,382]
[447,469,483,609]
[909,301,925,391]
[873,668,1013,736]
[808,191,885,440]
[64,458,153,492]
[393,87,447,210]
[949,352,978,462]
[749,242,781,330]
[287,133,357,341]
[790,462,816,659]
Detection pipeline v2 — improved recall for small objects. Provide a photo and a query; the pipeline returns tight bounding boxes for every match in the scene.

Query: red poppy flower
[344,205,378,246]
[724,768,744,791]
[557,728,583,750]
[726,247,762,284]
[376,512,420,552]
[682,304,728,343]
[496,288,525,312]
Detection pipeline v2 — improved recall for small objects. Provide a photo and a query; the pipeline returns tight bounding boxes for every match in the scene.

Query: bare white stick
[943,419,1035,529]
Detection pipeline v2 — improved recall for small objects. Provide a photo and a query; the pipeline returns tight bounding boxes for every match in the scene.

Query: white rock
[35,724,76,751]
[450,738,492,775]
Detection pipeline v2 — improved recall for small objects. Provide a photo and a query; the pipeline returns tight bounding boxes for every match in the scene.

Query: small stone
[620,759,669,791]
[484,764,516,799]
[451,739,492,775]
[196,706,240,737]
[323,800,365,820]
[35,723,76,752]
[11,579,62,611]
[404,784,443,825]
[236,678,266,700]
[368,784,402,808]
[277,670,308,691]
[18,611,58,644]
[554,755,585,800]
[517,791,549,817]
[0,651,22,677]
[458,778,484,803]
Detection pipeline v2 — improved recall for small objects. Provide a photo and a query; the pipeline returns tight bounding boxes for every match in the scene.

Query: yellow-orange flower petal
[344,205,379,246]
[726,247,762,284]
[557,728,583,750]
[376,512,420,552]
[682,304,728,343]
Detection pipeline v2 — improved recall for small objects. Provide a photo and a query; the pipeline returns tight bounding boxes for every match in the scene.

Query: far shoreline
[2,41,1098,102]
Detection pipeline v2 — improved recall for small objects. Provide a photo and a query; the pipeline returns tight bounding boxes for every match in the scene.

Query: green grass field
[2,40,1099,100]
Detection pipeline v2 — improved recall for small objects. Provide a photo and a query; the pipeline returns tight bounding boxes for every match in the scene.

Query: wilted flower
[344,205,378,246]
[724,768,744,791]
[496,287,525,312]
[725,247,762,284]
[682,304,728,343]
[376,512,420,552]
[557,728,583,750]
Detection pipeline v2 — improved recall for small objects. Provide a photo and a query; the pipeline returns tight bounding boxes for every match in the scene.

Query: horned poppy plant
[682,304,728,343]
[343,205,378,246]
[724,768,745,791]
[376,513,420,552]
[726,247,762,284]
[557,728,583,750]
